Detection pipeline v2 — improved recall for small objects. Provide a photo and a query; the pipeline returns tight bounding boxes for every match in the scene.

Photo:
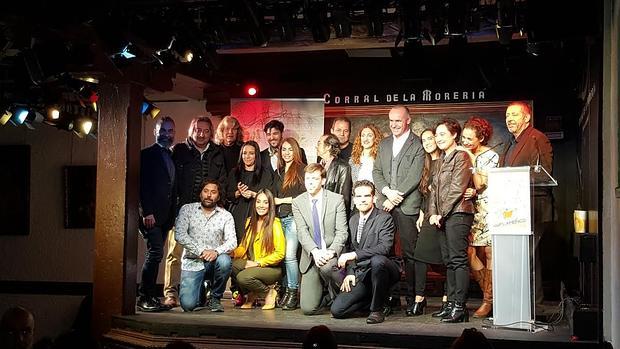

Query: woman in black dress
[227,141,273,242]
[409,129,445,316]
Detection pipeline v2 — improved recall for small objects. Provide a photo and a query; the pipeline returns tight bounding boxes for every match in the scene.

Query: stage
[101,297,594,349]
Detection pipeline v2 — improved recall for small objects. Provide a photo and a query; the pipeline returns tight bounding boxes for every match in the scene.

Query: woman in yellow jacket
[230,188,285,310]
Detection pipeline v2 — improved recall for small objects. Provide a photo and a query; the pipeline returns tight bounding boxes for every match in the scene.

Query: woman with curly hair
[458,116,499,318]
[349,124,384,203]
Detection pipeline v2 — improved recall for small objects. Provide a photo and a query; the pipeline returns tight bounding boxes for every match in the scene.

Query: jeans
[281,215,300,289]
[139,226,167,298]
[179,254,232,312]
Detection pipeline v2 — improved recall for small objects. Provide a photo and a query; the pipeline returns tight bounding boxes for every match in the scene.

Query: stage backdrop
[231,98,325,162]
[324,102,525,151]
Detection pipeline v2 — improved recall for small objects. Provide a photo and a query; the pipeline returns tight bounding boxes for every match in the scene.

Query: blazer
[428,149,474,218]
[139,143,176,231]
[230,218,285,267]
[324,157,352,212]
[500,125,553,195]
[346,208,395,281]
[372,131,426,215]
[292,190,349,274]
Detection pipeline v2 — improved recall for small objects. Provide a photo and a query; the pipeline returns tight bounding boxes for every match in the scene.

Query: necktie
[311,199,321,246]
[356,217,366,244]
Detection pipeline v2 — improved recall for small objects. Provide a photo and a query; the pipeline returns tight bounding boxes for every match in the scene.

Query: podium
[486,165,557,332]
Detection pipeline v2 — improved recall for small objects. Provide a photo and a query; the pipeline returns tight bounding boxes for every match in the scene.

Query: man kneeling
[175,180,237,312]
[330,180,400,324]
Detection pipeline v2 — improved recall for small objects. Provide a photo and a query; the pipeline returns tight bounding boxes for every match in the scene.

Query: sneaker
[210,297,224,312]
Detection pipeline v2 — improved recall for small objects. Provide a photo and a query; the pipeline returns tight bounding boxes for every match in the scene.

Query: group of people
[137,101,553,325]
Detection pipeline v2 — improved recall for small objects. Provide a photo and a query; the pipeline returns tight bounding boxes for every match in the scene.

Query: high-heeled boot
[432,300,452,318]
[407,298,427,316]
[282,288,298,310]
[441,302,469,323]
[474,269,493,318]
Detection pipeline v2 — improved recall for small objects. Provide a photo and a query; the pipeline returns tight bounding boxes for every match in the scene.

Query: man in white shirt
[175,179,237,312]
[292,163,348,315]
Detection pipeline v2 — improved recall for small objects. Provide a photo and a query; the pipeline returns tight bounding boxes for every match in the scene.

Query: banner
[487,166,531,235]
[231,98,324,162]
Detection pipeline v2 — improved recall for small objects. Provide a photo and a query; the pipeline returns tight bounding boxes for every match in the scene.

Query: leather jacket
[428,149,474,217]
[324,157,352,212]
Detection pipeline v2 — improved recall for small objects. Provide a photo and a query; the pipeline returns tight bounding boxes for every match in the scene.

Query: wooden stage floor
[103,297,596,349]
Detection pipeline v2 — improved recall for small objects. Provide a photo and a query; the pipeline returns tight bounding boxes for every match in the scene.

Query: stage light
[141,100,161,119]
[77,118,95,136]
[1,110,12,125]
[181,49,194,63]
[365,0,384,37]
[496,0,515,45]
[246,86,258,97]
[333,3,352,38]
[305,0,331,43]
[274,3,296,42]
[47,106,61,120]
[14,108,29,125]
[89,92,99,112]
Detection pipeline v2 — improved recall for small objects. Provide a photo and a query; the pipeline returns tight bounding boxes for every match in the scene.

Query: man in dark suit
[292,163,348,315]
[331,180,400,324]
[372,105,425,314]
[138,116,176,312]
[260,119,308,176]
[501,101,554,304]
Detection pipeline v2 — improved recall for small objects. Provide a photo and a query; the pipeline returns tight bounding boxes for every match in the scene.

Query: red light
[247,86,258,96]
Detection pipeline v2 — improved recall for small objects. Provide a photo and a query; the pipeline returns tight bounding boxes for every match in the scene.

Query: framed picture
[64,165,96,229]
[0,145,30,235]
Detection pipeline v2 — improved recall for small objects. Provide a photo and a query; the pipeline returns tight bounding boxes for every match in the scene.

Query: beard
[157,135,173,148]
[200,197,217,209]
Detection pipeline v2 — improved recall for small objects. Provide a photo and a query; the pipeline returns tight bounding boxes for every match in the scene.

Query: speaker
[572,306,598,340]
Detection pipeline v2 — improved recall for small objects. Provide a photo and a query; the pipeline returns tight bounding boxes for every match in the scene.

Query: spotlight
[365,0,384,37]
[274,3,296,41]
[1,109,12,125]
[181,49,194,63]
[47,106,61,121]
[333,3,352,38]
[13,108,29,125]
[141,100,161,119]
[496,0,515,45]
[23,112,44,130]
[305,0,331,43]
[246,85,258,97]
[76,117,96,136]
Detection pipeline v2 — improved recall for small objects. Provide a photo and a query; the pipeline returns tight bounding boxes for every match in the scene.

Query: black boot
[407,298,427,316]
[282,288,298,310]
[441,302,469,323]
[432,301,452,318]
[277,287,289,308]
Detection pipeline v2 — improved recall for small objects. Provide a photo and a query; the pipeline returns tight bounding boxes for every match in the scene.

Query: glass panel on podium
[486,165,557,332]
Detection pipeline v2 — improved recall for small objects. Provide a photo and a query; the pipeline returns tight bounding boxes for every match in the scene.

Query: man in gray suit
[293,163,348,315]
[372,105,425,315]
